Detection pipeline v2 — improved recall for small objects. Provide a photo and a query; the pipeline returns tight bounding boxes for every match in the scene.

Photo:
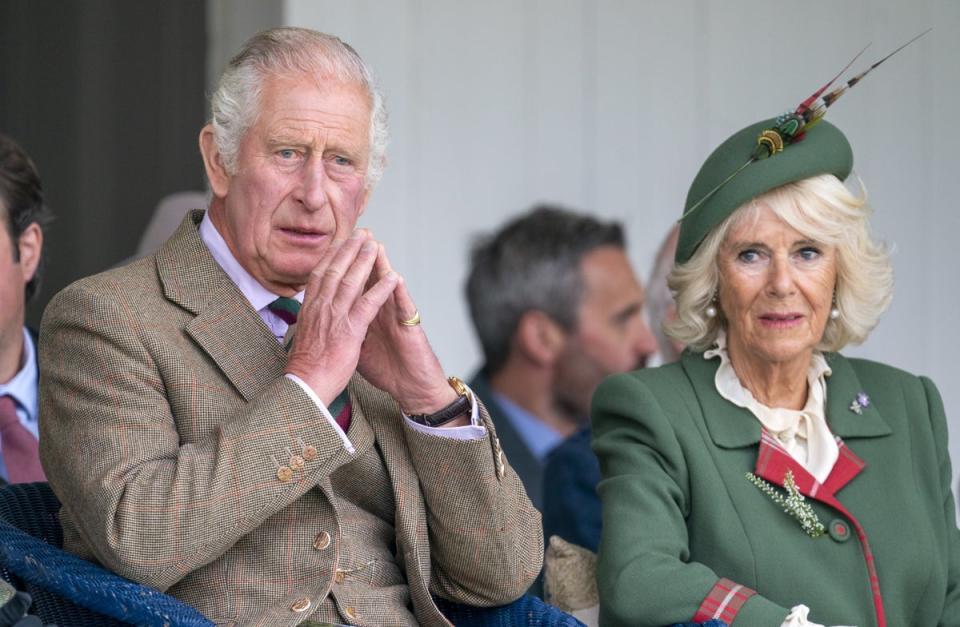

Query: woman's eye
[737,249,760,263]
[797,247,821,261]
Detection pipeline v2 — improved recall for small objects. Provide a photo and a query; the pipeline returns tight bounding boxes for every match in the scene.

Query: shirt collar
[492,392,566,462]
[198,212,304,313]
[0,327,39,422]
[705,329,837,482]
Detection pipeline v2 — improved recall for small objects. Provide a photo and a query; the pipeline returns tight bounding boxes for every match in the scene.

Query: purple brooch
[849,391,870,415]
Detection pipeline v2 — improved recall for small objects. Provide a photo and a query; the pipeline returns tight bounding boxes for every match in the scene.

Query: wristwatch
[407,376,472,427]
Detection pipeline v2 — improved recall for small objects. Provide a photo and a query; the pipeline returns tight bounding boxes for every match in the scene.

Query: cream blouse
[705,332,853,627]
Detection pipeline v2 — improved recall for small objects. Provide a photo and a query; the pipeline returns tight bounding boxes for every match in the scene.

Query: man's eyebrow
[611,302,642,324]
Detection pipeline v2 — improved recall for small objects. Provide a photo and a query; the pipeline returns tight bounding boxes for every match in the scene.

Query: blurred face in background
[553,246,657,421]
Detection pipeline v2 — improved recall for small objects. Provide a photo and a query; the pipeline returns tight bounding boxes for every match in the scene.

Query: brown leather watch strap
[408,376,472,427]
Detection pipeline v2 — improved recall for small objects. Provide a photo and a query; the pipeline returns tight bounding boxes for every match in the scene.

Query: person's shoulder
[600,359,691,397]
[829,352,923,386]
[549,427,593,460]
[44,257,161,324]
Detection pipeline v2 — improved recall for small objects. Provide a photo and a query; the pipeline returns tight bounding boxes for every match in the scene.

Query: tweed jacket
[592,350,960,627]
[469,371,545,510]
[38,211,542,626]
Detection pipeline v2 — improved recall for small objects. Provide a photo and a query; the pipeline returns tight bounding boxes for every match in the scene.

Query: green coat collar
[680,350,892,450]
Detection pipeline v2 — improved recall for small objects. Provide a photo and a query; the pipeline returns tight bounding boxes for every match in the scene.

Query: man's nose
[633,316,658,360]
[296,158,329,211]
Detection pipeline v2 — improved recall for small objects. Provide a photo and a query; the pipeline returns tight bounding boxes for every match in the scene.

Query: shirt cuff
[402,384,487,440]
[284,373,354,454]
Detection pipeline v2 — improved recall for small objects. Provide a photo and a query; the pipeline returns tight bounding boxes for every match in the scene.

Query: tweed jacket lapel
[156,210,288,402]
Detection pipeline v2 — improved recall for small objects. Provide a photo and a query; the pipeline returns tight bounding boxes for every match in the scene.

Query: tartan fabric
[330,392,351,433]
[267,297,300,325]
[754,431,886,627]
[38,211,542,627]
[692,578,755,624]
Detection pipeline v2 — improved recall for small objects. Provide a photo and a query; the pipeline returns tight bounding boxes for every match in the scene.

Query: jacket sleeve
[400,403,543,606]
[38,279,355,591]
[920,376,960,624]
[591,372,790,627]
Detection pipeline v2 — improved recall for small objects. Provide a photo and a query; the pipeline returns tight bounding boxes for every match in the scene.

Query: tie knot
[268,297,301,325]
[0,395,19,427]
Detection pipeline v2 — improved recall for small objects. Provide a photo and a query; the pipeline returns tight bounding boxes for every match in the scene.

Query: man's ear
[199,125,230,198]
[515,310,567,367]
[16,222,42,283]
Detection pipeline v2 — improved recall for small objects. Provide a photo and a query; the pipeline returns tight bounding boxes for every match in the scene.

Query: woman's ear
[199,125,230,198]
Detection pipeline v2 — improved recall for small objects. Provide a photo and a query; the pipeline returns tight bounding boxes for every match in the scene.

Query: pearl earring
[705,294,718,319]
[830,307,840,320]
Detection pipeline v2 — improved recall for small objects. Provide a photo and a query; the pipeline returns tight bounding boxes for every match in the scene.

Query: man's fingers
[331,239,379,311]
[316,231,369,303]
[352,271,400,327]
[392,274,419,322]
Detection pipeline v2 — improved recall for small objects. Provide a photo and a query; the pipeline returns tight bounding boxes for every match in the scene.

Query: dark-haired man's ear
[16,222,42,284]
[515,310,567,368]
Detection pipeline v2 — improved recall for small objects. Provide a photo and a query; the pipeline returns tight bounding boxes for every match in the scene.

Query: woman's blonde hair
[665,174,893,352]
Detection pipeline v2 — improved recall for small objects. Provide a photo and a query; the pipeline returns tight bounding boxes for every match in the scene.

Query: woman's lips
[759,312,804,329]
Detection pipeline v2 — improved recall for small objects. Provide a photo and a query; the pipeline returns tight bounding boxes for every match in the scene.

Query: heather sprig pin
[747,470,825,539]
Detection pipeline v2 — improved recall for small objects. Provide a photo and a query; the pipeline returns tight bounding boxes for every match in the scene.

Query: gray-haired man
[39,28,541,626]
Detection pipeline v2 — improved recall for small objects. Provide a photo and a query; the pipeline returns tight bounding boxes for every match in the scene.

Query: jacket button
[289,454,305,470]
[290,597,311,612]
[303,445,318,461]
[345,606,358,620]
[313,531,331,550]
[276,466,293,482]
[335,570,345,584]
[828,518,851,542]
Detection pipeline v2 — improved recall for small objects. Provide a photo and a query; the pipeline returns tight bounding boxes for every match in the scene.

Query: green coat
[592,350,960,627]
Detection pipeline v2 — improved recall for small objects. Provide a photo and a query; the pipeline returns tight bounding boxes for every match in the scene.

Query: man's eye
[277,149,297,159]
[333,155,352,166]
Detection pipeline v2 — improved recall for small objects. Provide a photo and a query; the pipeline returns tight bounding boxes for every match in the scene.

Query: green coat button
[828,519,851,542]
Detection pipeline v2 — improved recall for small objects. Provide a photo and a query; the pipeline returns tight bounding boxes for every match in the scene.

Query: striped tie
[267,297,300,325]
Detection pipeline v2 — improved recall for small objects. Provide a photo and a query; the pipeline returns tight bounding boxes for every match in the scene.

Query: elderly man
[39,28,541,626]
[465,206,656,517]
[0,133,50,486]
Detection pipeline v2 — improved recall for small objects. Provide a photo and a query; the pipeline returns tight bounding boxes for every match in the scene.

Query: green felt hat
[675,118,853,264]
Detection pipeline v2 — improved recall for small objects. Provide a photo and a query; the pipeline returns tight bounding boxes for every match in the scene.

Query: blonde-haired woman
[592,117,960,627]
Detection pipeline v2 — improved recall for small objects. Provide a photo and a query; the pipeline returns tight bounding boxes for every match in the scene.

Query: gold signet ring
[399,310,421,326]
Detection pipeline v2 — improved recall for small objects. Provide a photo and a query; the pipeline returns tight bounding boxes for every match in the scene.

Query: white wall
[209,1,960,471]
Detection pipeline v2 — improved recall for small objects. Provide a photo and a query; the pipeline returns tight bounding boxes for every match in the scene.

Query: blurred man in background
[0,134,50,485]
[466,205,656,511]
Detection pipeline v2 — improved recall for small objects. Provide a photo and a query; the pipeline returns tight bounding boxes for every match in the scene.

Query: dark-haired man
[465,205,656,519]
[0,134,50,485]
